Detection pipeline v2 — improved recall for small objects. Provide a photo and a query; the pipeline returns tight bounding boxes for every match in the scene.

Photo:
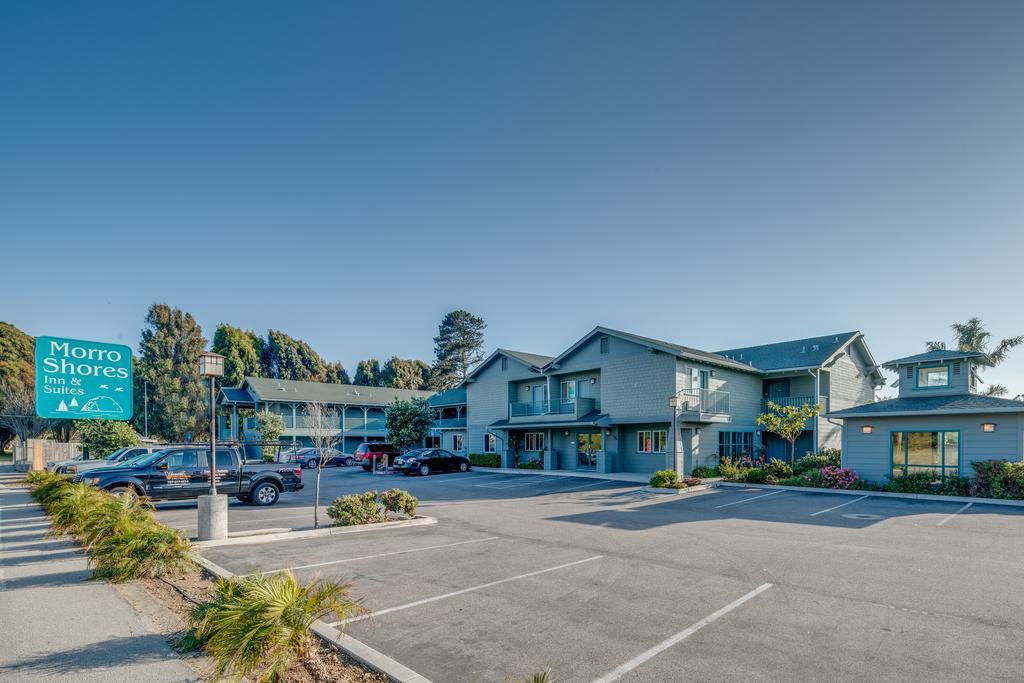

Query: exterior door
[154,449,207,499]
[531,385,547,413]
[576,432,601,470]
[766,379,790,399]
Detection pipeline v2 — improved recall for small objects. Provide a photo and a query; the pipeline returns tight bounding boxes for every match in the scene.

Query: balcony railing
[760,396,827,414]
[678,388,730,415]
[510,400,575,417]
[433,417,467,429]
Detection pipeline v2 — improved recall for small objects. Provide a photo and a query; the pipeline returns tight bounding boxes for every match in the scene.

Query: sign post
[35,336,133,421]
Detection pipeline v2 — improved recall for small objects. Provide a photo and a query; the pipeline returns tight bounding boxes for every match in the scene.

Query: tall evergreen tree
[381,356,431,389]
[136,304,208,441]
[212,324,265,386]
[262,330,328,381]
[324,361,350,384]
[354,358,382,387]
[0,322,36,449]
[430,310,486,389]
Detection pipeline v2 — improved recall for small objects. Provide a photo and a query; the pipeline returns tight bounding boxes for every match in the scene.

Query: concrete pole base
[197,494,229,541]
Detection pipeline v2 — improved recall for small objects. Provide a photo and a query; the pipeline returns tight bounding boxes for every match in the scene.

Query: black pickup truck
[74,445,303,506]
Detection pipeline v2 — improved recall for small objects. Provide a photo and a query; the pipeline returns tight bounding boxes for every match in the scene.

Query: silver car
[57,446,161,475]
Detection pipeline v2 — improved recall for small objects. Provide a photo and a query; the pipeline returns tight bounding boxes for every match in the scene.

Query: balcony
[433,417,467,429]
[677,388,731,423]
[509,397,599,423]
[760,396,828,415]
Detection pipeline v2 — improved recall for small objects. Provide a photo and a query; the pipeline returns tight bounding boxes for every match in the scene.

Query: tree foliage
[75,419,138,459]
[324,361,350,384]
[0,380,47,448]
[429,310,486,390]
[0,321,34,389]
[262,330,328,382]
[926,317,1023,397]
[381,356,430,389]
[212,324,265,387]
[756,401,821,465]
[384,398,434,451]
[136,304,209,441]
[354,358,382,387]
[0,322,36,449]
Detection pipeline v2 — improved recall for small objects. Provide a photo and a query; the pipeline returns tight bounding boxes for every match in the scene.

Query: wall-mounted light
[982,423,997,433]
[523,385,530,391]
[564,430,570,436]
[591,377,597,384]
[710,370,716,377]
[861,425,874,434]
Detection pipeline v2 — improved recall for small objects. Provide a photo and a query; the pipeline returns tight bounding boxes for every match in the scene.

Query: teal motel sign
[35,336,133,420]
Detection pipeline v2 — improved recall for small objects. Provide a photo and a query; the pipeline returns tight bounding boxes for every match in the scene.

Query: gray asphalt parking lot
[190,470,1024,682]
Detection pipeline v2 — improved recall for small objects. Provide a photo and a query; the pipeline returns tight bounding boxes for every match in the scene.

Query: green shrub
[743,467,767,484]
[327,491,385,526]
[649,470,679,488]
[184,570,362,681]
[79,489,154,550]
[379,488,418,520]
[970,459,1004,498]
[939,476,971,497]
[718,460,741,480]
[794,454,832,475]
[90,518,192,582]
[691,466,719,478]
[47,483,107,536]
[883,471,936,494]
[517,459,543,470]
[469,453,501,468]
[764,459,792,479]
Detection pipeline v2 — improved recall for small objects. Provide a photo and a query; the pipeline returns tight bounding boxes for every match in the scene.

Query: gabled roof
[828,393,1024,418]
[218,387,253,404]
[716,332,862,372]
[549,326,760,374]
[239,376,433,406]
[882,349,992,369]
[462,348,553,383]
[427,388,466,407]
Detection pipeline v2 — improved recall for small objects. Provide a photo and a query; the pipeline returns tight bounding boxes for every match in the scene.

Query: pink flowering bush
[820,466,859,489]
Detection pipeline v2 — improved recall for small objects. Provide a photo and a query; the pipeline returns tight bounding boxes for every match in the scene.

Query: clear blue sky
[3,1,1023,396]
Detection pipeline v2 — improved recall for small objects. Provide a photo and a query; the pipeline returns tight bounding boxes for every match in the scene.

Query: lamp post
[669,396,681,475]
[197,351,226,541]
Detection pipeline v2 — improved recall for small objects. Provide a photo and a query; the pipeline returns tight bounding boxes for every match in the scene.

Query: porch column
[544,428,555,470]
[341,404,347,451]
[232,404,238,440]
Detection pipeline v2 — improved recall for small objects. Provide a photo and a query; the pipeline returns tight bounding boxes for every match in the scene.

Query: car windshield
[116,453,152,467]
[104,448,129,461]
[129,450,170,467]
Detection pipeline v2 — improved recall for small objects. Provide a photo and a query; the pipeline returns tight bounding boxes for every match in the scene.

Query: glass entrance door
[576,431,601,470]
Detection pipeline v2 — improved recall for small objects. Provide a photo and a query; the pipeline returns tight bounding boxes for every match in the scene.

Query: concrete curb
[189,552,433,683]
[640,483,716,495]
[192,515,438,549]
[714,481,1024,507]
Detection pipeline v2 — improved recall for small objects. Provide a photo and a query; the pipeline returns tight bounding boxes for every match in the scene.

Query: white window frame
[484,434,497,453]
[652,430,667,453]
[452,433,463,452]
[525,432,545,451]
[560,381,576,402]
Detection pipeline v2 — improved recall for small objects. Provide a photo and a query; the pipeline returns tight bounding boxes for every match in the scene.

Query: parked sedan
[285,447,354,469]
[393,449,472,476]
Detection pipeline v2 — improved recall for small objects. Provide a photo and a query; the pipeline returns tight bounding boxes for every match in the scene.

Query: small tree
[74,419,138,459]
[255,410,284,460]
[756,401,821,465]
[0,381,48,451]
[384,398,434,452]
[305,402,341,529]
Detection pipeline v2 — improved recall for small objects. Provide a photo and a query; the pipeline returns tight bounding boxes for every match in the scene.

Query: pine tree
[381,357,431,389]
[263,330,328,381]
[430,310,486,389]
[354,359,382,387]
[324,361,351,384]
[136,304,209,441]
[212,324,265,386]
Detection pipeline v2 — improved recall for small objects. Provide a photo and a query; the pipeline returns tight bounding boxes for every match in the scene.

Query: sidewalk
[0,471,197,682]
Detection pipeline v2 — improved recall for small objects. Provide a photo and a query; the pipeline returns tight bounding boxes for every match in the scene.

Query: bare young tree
[304,401,342,529]
[0,381,48,451]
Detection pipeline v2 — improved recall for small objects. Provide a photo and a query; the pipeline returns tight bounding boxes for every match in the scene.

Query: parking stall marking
[714,489,785,509]
[590,583,774,683]
[936,502,973,527]
[549,480,611,494]
[809,495,869,517]
[329,555,603,627]
[475,477,572,490]
[260,536,502,575]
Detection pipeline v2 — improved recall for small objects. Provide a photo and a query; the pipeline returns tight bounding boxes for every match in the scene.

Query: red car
[355,442,403,471]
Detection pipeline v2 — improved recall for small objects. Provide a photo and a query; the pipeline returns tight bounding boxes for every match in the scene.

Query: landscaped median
[644,469,718,494]
[21,471,397,682]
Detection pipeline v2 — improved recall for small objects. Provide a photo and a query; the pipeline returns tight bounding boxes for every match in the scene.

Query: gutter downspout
[809,369,819,453]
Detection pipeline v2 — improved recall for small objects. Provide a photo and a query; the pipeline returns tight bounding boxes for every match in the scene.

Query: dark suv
[354,442,402,471]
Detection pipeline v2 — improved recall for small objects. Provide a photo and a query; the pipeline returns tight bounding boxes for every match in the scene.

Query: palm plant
[186,570,362,681]
[47,482,106,536]
[926,317,1023,396]
[78,489,153,550]
[90,518,192,582]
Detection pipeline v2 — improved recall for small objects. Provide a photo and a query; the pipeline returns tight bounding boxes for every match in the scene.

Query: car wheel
[418,464,430,476]
[107,485,135,497]
[251,483,280,506]
[305,459,319,469]
[458,462,468,472]
[345,457,355,467]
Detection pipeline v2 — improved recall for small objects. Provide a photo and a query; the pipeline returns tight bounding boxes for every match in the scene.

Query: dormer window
[917,365,950,388]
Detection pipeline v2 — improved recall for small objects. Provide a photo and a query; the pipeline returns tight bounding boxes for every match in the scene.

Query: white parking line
[590,583,774,683]
[551,480,608,494]
[0,503,40,510]
[714,489,785,509]
[329,555,603,626]
[809,495,869,517]
[261,536,501,574]
[476,477,568,490]
[937,502,973,527]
